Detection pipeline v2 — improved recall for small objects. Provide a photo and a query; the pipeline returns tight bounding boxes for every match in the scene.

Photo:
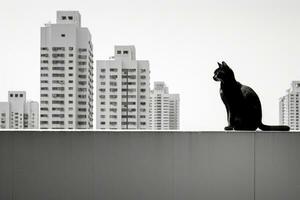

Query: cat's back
[239,83,261,107]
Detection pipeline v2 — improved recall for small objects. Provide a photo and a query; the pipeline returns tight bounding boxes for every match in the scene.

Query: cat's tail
[259,123,290,131]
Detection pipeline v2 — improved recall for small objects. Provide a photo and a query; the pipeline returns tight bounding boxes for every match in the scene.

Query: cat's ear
[217,62,222,68]
[222,61,229,68]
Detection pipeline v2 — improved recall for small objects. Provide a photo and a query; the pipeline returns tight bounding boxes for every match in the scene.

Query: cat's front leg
[225,111,234,130]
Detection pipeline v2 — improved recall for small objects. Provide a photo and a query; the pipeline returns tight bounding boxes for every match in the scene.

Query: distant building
[96,46,150,129]
[149,82,180,130]
[279,81,300,130]
[40,11,93,129]
[0,91,39,129]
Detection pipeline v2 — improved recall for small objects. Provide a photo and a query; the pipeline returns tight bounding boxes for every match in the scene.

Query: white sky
[0,0,299,130]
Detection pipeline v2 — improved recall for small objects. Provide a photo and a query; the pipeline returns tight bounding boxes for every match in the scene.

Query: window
[69,47,74,51]
[52,100,64,105]
[10,94,13,97]
[79,48,87,53]
[78,88,87,92]
[123,50,128,54]
[78,55,87,59]
[61,34,65,37]
[78,94,86,98]
[110,75,118,79]
[110,82,117,86]
[53,67,64,71]
[52,107,64,111]
[78,68,86,73]
[52,94,64,98]
[52,60,64,64]
[52,114,64,118]
[52,87,64,91]
[68,16,73,20]
[78,75,87,78]
[110,68,118,72]
[52,47,65,51]
[78,61,86,65]
[78,121,87,125]
[110,95,117,99]
[52,74,65,77]
[53,121,64,125]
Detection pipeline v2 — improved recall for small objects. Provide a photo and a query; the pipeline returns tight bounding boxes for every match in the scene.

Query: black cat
[213,61,290,131]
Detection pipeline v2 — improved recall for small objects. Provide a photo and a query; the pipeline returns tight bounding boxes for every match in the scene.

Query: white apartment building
[0,91,39,129]
[40,11,93,129]
[149,82,180,130]
[279,81,300,130]
[96,46,150,129]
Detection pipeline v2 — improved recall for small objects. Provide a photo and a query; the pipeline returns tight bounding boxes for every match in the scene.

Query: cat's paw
[224,126,234,131]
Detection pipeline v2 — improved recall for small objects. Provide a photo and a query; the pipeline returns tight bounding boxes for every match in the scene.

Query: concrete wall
[0,131,299,200]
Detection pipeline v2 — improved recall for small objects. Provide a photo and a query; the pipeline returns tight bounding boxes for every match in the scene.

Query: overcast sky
[0,0,299,130]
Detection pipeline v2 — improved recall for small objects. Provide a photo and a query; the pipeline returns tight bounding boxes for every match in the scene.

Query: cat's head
[213,61,235,83]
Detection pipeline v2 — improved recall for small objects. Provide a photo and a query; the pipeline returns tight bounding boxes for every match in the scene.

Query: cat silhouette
[213,61,290,131]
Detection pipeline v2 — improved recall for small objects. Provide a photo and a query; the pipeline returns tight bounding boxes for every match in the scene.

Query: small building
[0,91,39,129]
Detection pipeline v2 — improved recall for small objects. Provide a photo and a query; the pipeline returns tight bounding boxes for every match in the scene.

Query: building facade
[96,46,150,129]
[40,11,93,129]
[0,91,39,129]
[279,81,300,130]
[149,82,180,130]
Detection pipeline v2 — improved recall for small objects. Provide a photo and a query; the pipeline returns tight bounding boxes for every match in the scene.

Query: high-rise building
[279,81,300,130]
[40,11,93,129]
[149,82,180,130]
[0,91,39,129]
[96,46,150,129]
